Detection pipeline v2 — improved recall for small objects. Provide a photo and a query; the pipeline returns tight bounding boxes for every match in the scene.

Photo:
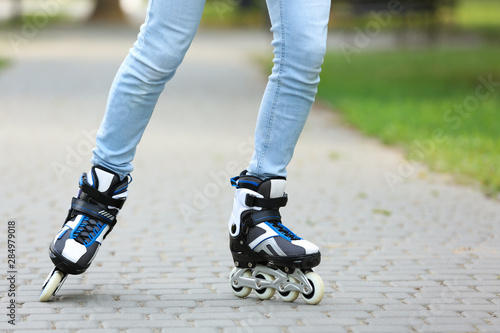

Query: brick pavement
[1,26,500,332]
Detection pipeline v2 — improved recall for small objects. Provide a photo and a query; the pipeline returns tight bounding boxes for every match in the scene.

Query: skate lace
[73,217,105,246]
[269,221,301,241]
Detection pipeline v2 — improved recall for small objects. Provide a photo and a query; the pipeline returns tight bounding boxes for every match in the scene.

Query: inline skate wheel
[301,271,324,305]
[254,272,275,300]
[230,267,252,298]
[278,276,300,302]
[39,269,65,302]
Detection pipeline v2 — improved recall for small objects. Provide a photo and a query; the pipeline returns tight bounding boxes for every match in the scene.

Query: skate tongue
[88,166,121,195]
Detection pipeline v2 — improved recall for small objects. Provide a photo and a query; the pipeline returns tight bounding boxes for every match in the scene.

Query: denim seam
[257,0,285,176]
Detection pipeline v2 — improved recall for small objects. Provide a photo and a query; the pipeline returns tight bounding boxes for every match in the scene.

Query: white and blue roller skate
[228,172,325,304]
[40,165,129,301]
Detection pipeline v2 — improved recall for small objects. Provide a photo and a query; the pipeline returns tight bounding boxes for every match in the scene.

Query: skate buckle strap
[245,194,288,209]
[230,176,239,187]
[247,209,281,228]
[79,181,125,209]
[70,198,118,227]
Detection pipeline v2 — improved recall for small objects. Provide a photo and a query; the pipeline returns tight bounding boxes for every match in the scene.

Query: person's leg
[248,0,331,178]
[92,0,206,179]
[41,0,206,301]
[228,0,330,304]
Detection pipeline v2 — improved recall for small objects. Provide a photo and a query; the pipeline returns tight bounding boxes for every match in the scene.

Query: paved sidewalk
[1,25,500,333]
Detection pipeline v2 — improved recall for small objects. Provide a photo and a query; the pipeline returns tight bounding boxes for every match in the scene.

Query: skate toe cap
[61,240,87,263]
[292,239,319,255]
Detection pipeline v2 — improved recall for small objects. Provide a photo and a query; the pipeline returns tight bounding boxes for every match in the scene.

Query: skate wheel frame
[278,276,300,302]
[229,265,324,304]
[39,268,67,302]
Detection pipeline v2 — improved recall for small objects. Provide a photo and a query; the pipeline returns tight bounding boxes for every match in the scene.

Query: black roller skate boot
[40,165,129,301]
[228,171,324,304]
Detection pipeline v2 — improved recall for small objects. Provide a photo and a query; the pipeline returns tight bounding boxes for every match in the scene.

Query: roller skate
[39,166,129,301]
[228,172,325,304]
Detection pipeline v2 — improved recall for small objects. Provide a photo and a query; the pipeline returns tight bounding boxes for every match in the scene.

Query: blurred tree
[239,0,257,8]
[90,0,127,22]
[346,0,458,42]
[11,0,22,20]
[349,0,456,16]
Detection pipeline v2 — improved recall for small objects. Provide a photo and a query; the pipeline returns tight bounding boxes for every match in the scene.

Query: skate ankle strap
[70,198,118,227]
[245,194,288,209]
[79,182,125,209]
[247,209,281,228]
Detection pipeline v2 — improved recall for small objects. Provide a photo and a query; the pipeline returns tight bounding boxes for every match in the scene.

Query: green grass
[0,59,8,70]
[318,47,500,194]
[454,0,500,29]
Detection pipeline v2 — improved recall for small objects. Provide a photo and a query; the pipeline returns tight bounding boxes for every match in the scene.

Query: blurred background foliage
[1,0,499,194]
[2,0,499,35]
[2,0,499,33]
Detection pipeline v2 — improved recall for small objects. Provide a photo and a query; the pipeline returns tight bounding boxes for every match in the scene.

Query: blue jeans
[92,0,331,180]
